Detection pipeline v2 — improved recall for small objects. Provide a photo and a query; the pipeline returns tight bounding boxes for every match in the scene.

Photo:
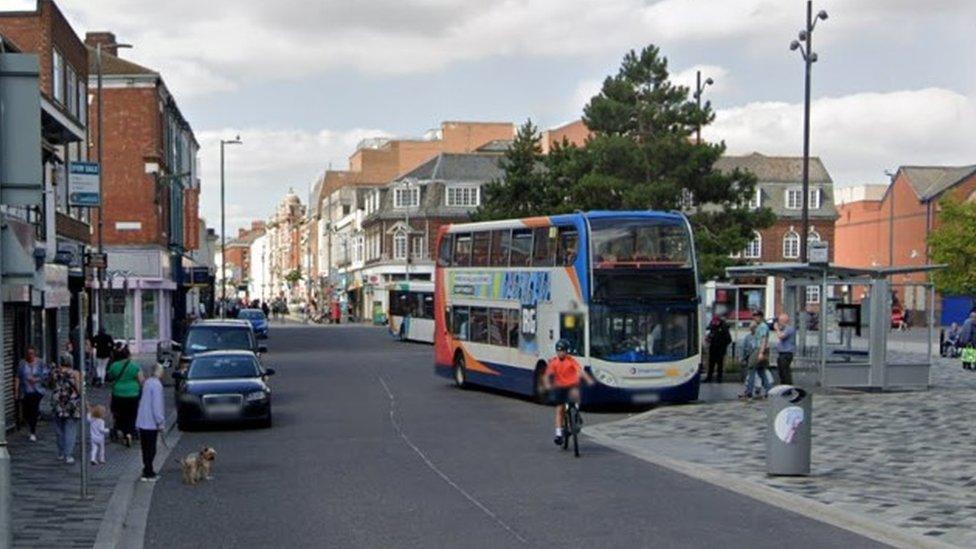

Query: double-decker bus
[433,211,701,406]
[387,281,435,343]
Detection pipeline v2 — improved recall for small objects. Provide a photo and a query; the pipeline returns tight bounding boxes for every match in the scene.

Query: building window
[749,187,762,209]
[141,291,158,340]
[806,285,821,304]
[785,188,802,210]
[809,188,822,209]
[394,187,419,208]
[66,66,77,117]
[411,235,425,259]
[808,228,821,245]
[744,232,762,259]
[355,236,364,263]
[393,231,408,260]
[680,189,695,209]
[446,185,480,207]
[52,50,64,104]
[783,229,800,259]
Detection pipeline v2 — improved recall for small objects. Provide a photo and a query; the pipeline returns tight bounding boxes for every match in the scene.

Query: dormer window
[394,187,419,208]
[446,185,480,207]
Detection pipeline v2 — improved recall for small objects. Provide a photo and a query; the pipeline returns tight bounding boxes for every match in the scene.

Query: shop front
[102,277,173,355]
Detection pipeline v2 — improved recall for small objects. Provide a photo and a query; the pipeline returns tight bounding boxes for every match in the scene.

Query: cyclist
[544,339,594,446]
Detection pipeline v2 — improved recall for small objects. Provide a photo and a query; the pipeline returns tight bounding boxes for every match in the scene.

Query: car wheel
[452,352,467,389]
[260,410,273,429]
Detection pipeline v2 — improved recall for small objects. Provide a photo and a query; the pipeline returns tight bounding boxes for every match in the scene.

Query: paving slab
[588,352,975,548]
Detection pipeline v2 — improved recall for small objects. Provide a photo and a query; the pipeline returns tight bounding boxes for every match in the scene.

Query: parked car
[237,308,269,338]
[173,350,274,430]
[158,319,267,375]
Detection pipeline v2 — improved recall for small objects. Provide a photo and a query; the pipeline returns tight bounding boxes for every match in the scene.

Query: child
[89,404,109,465]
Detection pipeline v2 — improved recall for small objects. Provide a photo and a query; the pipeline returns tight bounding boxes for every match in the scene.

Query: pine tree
[475,120,553,220]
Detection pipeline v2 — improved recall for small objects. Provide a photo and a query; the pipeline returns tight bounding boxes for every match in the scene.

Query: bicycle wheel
[561,406,570,451]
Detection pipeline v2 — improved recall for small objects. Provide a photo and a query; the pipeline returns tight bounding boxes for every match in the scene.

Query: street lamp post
[692,70,713,145]
[401,179,413,282]
[790,0,828,263]
[94,41,132,333]
[219,136,243,318]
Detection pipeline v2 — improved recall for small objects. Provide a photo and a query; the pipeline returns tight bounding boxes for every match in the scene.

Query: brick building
[835,165,976,322]
[0,0,92,407]
[84,31,201,351]
[221,221,265,301]
[263,191,306,304]
[357,152,504,320]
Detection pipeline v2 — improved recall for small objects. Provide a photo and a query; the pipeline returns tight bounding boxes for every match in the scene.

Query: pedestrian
[704,314,732,383]
[943,321,962,357]
[88,404,109,465]
[261,301,270,318]
[740,311,773,400]
[106,344,142,447]
[959,309,976,370]
[50,352,81,463]
[91,328,114,386]
[14,346,48,442]
[772,313,796,385]
[136,363,165,482]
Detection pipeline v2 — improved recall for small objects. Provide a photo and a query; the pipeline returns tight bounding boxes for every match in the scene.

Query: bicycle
[560,400,583,458]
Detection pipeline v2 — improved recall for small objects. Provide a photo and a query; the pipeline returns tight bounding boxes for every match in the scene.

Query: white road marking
[377,375,528,545]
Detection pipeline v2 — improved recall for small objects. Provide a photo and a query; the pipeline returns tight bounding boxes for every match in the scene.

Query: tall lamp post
[790,0,828,263]
[94,41,132,333]
[692,70,713,145]
[219,136,242,318]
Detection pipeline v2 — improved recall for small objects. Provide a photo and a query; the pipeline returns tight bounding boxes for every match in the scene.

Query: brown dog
[178,446,217,485]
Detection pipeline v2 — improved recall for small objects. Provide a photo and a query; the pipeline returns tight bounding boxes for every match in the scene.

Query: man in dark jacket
[704,314,732,383]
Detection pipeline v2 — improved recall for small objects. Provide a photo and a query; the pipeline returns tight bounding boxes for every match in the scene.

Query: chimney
[85,32,119,57]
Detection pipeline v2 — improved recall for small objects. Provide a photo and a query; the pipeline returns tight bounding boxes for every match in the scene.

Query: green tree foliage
[284,268,303,285]
[929,197,976,295]
[477,45,773,279]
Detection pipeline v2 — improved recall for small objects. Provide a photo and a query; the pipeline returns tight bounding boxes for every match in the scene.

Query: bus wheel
[533,363,548,404]
[453,352,467,389]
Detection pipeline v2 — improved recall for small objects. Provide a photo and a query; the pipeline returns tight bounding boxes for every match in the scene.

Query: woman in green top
[106,344,143,447]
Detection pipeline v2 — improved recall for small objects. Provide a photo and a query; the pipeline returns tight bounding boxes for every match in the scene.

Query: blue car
[238,308,269,338]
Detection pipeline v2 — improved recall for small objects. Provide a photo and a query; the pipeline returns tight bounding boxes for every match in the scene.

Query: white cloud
[195,127,391,235]
[671,65,730,95]
[704,87,976,184]
[2,0,965,100]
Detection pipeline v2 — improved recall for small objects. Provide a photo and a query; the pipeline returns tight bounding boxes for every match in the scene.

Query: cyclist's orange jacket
[546,355,582,388]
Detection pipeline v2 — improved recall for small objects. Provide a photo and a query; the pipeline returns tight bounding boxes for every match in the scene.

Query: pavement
[587,352,974,548]
[142,324,881,549]
[7,358,176,549]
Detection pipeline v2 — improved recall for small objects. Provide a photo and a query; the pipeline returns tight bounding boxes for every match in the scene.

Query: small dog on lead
[178,446,217,485]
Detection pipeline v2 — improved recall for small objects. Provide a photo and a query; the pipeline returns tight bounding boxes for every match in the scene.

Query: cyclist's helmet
[555,339,571,353]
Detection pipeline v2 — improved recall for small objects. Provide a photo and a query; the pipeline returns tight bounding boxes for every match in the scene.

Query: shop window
[141,291,158,340]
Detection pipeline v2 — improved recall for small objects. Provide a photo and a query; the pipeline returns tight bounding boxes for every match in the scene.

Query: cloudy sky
[3,0,974,235]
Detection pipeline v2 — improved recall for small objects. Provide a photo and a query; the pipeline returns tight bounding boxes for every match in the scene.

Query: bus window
[507,309,520,348]
[532,227,555,267]
[560,313,584,355]
[452,307,470,340]
[492,229,511,266]
[470,308,488,343]
[510,229,533,267]
[453,233,472,267]
[488,308,507,346]
[437,234,453,267]
[556,228,579,265]
[422,293,435,319]
[472,231,491,267]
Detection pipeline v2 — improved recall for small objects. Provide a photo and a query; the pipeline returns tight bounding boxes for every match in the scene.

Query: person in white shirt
[88,404,110,465]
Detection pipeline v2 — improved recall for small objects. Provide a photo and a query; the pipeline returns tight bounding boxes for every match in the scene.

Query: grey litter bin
[766,385,811,476]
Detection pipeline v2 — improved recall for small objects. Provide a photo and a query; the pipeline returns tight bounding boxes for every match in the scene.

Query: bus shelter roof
[725,263,945,281]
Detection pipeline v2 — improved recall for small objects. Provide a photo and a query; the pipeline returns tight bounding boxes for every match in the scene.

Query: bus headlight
[592,368,617,387]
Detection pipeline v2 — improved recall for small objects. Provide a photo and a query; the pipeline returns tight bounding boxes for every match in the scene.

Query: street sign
[85,252,107,269]
[68,161,101,207]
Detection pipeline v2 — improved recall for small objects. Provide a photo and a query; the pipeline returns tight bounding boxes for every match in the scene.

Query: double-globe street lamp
[790,0,828,263]
[220,136,243,318]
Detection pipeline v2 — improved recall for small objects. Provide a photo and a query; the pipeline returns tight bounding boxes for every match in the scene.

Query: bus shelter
[725,263,944,391]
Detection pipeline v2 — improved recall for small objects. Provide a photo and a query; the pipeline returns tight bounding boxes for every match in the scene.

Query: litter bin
[766,385,811,476]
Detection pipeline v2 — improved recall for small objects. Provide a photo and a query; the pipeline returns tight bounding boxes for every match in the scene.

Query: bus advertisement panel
[433,211,701,406]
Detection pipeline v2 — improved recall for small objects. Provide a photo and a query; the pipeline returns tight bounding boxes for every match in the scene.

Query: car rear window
[185,327,253,352]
